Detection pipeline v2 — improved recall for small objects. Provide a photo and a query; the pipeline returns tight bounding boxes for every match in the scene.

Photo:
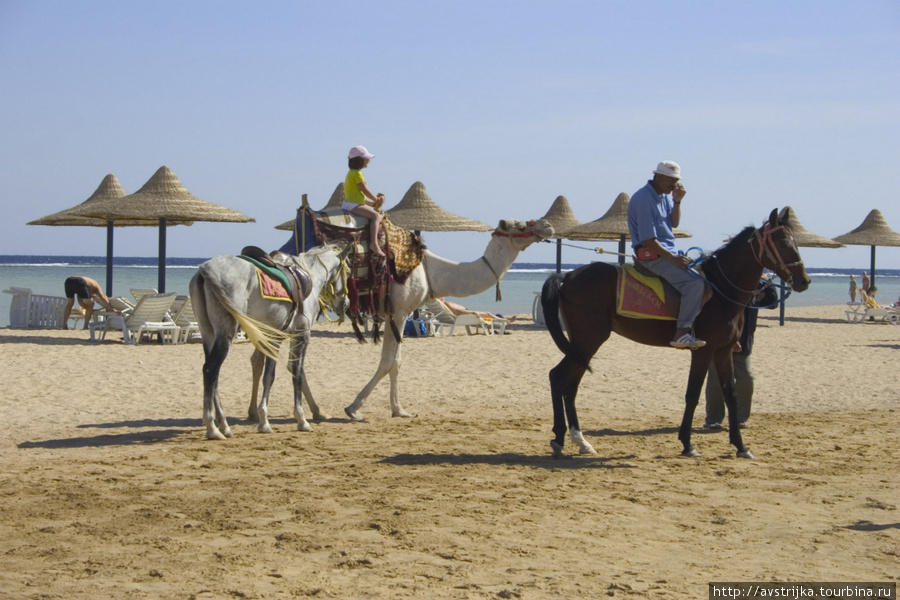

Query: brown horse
[542,208,810,459]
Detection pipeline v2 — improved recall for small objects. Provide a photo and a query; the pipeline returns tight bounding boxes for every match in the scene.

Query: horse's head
[493,219,554,251]
[755,208,810,292]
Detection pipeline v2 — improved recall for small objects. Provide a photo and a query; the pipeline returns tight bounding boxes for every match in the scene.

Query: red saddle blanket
[616,264,708,320]
[256,268,292,302]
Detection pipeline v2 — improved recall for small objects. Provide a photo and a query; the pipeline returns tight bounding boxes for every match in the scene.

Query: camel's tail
[197,263,295,362]
[541,273,592,372]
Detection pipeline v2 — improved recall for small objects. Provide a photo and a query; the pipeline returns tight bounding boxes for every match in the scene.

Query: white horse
[190,242,349,440]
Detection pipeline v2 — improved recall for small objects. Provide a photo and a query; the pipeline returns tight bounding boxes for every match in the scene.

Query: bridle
[491,220,539,239]
[752,223,803,287]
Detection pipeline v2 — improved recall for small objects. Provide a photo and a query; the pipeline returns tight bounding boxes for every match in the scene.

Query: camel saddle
[239,246,312,307]
[279,207,425,321]
[616,263,712,320]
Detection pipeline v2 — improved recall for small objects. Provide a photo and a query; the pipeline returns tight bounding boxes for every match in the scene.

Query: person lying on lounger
[439,298,516,323]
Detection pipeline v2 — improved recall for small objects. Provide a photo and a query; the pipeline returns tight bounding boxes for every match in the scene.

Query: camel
[344,218,553,420]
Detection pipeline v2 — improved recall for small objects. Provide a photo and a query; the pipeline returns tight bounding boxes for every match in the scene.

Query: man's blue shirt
[627,181,676,252]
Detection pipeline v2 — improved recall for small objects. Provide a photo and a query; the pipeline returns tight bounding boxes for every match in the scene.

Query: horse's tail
[198,262,294,362]
[541,273,592,372]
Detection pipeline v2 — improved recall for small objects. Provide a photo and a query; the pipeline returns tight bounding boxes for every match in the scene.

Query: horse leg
[256,354,278,434]
[301,372,330,421]
[712,352,753,459]
[679,353,715,457]
[202,335,232,440]
[248,349,264,422]
[289,336,313,432]
[549,356,593,456]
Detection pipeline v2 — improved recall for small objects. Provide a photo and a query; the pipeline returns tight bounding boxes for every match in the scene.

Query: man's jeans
[641,257,705,330]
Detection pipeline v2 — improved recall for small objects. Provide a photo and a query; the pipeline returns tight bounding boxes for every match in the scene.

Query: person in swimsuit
[63,276,121,330]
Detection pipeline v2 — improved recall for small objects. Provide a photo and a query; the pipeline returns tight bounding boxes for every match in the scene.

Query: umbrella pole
[106,221,114,296]
[556,239,562,274]
[870,245,876,287]
[158,217,166,293]
[779,278,786,326]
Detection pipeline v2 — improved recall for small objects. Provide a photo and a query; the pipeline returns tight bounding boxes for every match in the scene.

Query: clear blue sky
[2,1,898,270]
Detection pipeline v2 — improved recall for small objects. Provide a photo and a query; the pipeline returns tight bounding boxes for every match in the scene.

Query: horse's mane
[700,225,756,266]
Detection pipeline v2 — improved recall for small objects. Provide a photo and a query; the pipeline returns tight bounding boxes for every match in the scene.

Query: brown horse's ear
[768,209,778,227]
[777,207,791,225]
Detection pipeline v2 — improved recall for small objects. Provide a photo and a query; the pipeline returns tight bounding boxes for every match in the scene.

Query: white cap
[348,145,374,160]
[653,161,681,179]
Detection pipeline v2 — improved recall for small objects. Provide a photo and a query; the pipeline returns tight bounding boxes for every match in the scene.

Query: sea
[1,255,898,328]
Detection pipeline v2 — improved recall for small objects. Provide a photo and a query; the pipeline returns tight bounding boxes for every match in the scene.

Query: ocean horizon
[2,255,898,329]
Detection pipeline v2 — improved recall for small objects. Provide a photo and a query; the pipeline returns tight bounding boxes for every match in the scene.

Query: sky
[1,0,898,270]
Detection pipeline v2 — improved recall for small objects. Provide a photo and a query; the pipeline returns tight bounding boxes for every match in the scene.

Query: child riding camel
[343,145,386,257]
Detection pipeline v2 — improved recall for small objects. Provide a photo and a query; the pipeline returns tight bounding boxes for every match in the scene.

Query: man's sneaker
[670,333,706,349]
[703,422,723,430]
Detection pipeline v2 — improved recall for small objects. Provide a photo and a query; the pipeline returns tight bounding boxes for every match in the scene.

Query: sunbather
[439,298,516,323]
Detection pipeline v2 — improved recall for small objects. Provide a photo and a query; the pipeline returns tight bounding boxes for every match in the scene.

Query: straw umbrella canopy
[833,209,900,287]
[27,174,185,295]
[275,183,344,231]
[385,182,492,233]
[72,166,254,292]
[565,192,691,264]
[781,207,844,249]
[538,195,582,273]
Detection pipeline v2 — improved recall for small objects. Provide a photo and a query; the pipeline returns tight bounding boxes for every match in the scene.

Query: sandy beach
[0,305,897,599]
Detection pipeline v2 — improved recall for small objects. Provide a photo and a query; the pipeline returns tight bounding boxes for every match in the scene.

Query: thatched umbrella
[27,174,186,295]
[539,195,582,273]
[833,209,900,287]
[566,192,691,265]
[385,182,492,233]
[275,183,344,231]
[72,166,254,292]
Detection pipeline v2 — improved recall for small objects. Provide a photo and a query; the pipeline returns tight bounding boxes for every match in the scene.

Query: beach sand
[0,305,897,599]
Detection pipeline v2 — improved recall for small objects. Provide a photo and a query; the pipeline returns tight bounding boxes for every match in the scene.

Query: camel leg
[289,335,313,432]
[345,313,415,420]
[256,355,277,434]
[248,349,264,422]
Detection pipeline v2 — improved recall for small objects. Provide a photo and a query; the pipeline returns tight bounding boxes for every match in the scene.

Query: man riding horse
[627,161,706,349]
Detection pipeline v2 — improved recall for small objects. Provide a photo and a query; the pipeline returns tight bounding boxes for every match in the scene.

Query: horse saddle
[616,263,712,320]
[239,246,312,306]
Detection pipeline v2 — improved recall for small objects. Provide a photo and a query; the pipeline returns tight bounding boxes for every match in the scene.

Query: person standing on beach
[861,271,870,294]
[343,145,386,257]
[849,274,857,302]
[704,276,778,430]
[627,160,706,349]
[62,276,120,330]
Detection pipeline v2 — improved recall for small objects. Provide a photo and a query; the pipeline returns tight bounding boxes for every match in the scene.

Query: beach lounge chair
[91,292,179,344]
[170,295,200,343]
[130,288,158,303]
[420,298,506,336]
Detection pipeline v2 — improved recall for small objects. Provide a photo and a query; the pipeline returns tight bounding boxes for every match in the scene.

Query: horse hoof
[344,406,363,421]
[392,410,416,419]
[257,424,274,434]
[206,429,227,441]
[737,449,755,459]
[297,422,313,432]
[579,444,597,455]
[312,412,330,421]
[550,440,565,458]
[681,448,701,458]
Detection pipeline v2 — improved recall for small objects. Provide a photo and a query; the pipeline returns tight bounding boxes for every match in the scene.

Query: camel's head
[494,219,554,251]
